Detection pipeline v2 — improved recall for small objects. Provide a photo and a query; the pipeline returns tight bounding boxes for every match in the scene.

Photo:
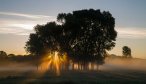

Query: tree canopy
[122,46,132,58]
[25,9,117,64]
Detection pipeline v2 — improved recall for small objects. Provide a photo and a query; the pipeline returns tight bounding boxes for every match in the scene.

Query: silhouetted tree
[57,9,117,64]
[0,51,7,59]
[25,22,63,56]
[122,46,132,58]
[8,54,15,57]
[25,9,117,65]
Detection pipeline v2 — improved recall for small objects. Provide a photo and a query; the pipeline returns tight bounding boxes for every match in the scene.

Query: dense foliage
[25,9,117,64]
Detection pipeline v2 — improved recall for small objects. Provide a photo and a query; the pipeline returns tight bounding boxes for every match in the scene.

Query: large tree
[25,9,117,64]
[57,9,117,63]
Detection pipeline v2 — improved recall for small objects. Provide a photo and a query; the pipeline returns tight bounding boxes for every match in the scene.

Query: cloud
[0,12,56,35]
[116,27,146,39]
[0,27,33,35]
[0,20,36,35]
[0,12,52,19]
[1,12,145,38]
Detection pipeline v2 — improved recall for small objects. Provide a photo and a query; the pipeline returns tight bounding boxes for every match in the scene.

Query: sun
[38,51,67,76]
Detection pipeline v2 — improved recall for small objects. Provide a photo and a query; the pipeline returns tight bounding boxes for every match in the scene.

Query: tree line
[0,45,132,60]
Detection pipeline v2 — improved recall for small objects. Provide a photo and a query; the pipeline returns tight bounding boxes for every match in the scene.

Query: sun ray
[37,51,67,76]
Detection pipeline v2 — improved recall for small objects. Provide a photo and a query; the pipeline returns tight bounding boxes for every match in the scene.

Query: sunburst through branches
[38,51,67,76]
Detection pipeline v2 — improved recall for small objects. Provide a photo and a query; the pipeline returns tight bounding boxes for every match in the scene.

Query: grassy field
[0,70,146,84]
[0,58,146,84]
